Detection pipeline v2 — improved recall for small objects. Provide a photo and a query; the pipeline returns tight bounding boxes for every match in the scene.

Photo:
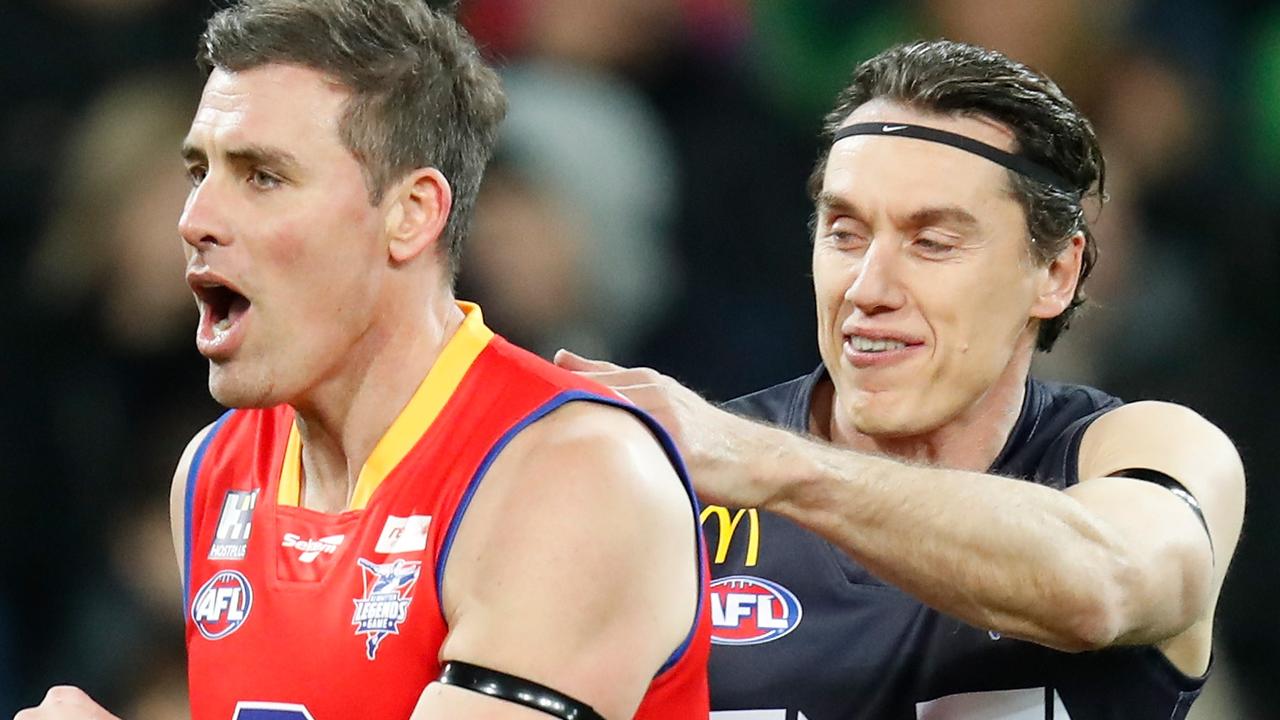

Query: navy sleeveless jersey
[703,366,1207,720]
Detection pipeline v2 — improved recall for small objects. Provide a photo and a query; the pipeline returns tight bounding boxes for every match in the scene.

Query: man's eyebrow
[815,191,859,216]
[815,193,979,230]
[181,142,206,164]
[181,142,301,173]
[907,205,979,230]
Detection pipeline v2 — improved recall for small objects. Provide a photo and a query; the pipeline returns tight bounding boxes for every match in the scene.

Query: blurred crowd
[2,0,1277,717]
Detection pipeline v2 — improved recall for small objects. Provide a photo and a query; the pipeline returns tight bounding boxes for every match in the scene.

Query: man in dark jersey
[558,40,1245,719]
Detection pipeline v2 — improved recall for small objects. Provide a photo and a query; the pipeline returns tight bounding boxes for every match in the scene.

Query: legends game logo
[351,557,421,660]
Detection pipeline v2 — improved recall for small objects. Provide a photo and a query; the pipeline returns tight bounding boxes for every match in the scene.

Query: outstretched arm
[555,352,1244,666]
[411,401,702,720]
[759,401,1241,656]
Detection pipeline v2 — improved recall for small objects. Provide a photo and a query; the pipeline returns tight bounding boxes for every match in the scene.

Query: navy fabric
[705,366,1206,720]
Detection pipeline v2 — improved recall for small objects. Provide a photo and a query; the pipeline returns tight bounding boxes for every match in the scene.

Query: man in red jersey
[16,2,709,719]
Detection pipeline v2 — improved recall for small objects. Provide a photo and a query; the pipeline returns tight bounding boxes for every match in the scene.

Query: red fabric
[185,335,709,719]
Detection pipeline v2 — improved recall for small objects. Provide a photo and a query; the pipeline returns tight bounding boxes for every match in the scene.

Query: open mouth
[191,279,252,357]
[196,283,250,333]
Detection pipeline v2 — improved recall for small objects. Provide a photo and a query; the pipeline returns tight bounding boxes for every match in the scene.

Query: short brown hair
[198,0,507,278]
[811,39,1105,351]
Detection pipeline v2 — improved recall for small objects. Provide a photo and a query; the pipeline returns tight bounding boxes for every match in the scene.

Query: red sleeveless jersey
[182,305,710,720]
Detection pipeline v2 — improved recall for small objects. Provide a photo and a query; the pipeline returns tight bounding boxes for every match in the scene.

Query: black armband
[438,661,606,720]
[1108,467,1214,557]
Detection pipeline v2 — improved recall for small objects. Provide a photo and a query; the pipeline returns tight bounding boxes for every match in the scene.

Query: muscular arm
[760,400,1242,655]
[554,353,1244,663]
[410,402,701,720]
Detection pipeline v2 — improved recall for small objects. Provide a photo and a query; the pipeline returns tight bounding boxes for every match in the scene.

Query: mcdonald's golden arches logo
[700,505,760,567]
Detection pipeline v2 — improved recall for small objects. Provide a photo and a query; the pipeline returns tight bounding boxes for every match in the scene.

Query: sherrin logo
[281,532,345,563]
[192,570,253,640]
[710,575,802,646]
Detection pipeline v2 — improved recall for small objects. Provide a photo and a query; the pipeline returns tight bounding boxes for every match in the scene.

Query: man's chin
[846,395,939,439]
[851,413,919,438]
[208,367,276,409]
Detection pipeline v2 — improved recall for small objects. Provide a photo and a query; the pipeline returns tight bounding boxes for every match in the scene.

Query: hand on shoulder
[554,349,778,507]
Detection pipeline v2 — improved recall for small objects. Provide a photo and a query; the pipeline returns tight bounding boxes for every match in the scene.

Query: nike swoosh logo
[882,124,908,132]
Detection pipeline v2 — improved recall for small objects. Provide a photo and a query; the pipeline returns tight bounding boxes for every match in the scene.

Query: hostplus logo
[209,490,259,560]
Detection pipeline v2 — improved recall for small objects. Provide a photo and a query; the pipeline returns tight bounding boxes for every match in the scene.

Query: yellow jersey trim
[277,302,494,510]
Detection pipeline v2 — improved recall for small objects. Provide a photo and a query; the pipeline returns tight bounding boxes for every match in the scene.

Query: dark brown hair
[198,0,507,277]
[811,39,1105,351]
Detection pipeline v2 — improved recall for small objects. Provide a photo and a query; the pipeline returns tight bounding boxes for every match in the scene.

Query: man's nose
[845,238,907,315]
[179,176,229,251]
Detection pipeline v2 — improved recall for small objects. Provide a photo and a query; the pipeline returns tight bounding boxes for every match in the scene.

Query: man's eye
[250,169,281,189]
[915,237,956,254]
[828,227,867,248]
[187,166,207,186]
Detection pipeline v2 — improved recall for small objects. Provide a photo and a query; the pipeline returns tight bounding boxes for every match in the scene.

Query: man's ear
[1030,232,1086,321]
[385,167,453,263]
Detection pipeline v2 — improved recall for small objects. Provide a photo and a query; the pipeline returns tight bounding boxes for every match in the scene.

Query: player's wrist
[737,419,818,512]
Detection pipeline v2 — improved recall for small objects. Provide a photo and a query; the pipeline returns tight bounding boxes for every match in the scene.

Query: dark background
[2,0,1276,717]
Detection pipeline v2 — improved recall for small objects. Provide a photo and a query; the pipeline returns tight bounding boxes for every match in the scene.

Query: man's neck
[292,294,465,513]
[819,349,1033,473]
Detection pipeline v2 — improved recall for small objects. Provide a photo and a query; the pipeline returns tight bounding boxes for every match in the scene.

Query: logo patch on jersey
[710,575,802,646]
[374,514,432,554]
[192,570,253,640]
[701,505,761,567]
[352,557,421,659]
[209,489,259,560]
[281,532,345,563]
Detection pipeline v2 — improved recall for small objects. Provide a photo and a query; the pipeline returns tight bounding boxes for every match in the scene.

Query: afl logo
[191,570,253,640]
[710,575,802,646]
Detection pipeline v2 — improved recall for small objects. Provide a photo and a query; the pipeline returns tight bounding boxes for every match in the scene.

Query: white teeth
[849,335,907,353]
[213,317,233,333]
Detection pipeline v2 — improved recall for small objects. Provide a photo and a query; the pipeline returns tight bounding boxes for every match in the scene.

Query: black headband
[832,122,1076,194]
